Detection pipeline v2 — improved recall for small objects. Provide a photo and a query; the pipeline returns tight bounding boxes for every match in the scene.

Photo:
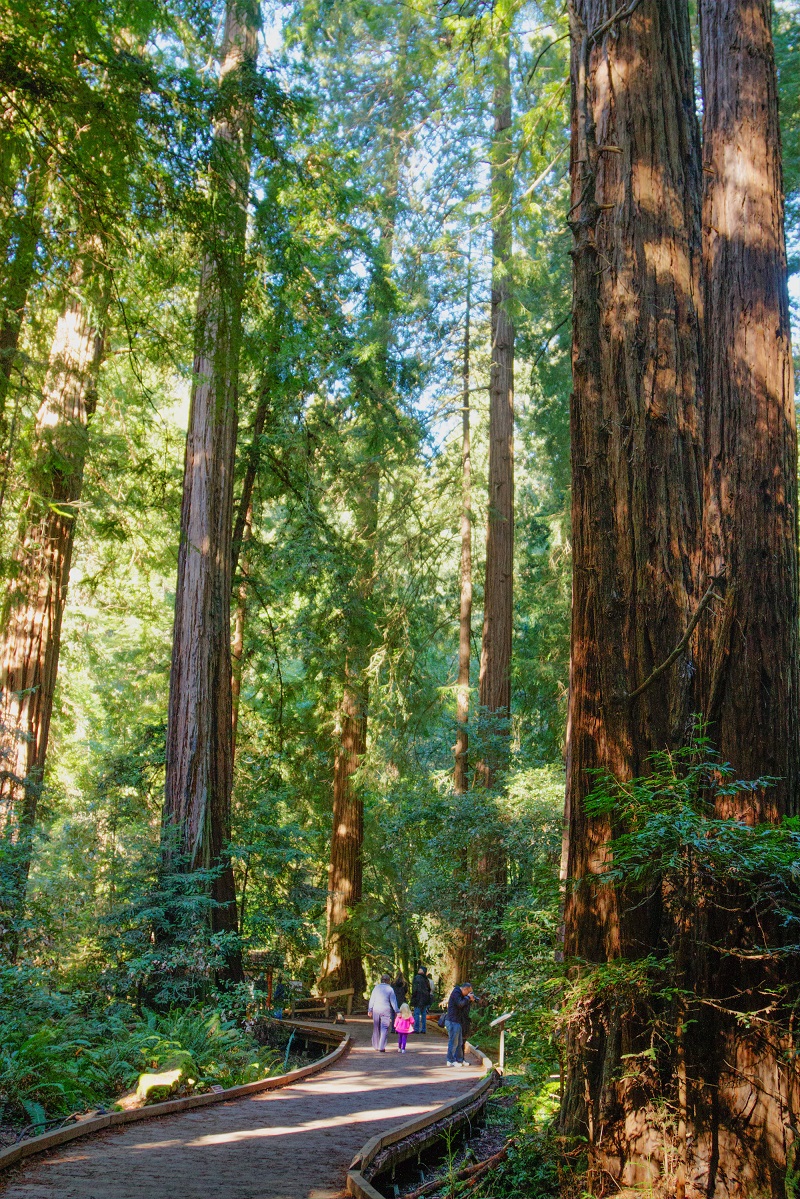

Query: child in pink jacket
[395,1003,415,1052]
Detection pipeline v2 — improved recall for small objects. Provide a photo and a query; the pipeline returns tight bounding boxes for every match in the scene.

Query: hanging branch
[625,579,720,701]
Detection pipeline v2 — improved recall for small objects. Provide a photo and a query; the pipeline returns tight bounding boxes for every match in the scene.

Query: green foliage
[582,736,800,950]
[0,964,280,1130]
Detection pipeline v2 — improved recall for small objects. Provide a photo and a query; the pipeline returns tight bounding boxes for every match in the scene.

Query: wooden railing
[347,1042,497,1199]
[289,987,354,1018]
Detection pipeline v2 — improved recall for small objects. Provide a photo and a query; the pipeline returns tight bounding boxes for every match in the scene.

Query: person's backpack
[437,1011,447,1028]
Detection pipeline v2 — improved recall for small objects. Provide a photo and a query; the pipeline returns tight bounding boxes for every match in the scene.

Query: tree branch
[625,579,719,701]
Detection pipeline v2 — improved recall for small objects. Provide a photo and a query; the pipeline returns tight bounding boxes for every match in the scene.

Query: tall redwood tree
[693,0,800,1188]
[560,0,704,1181]
[0,241,107,945]
[161,0,259,983]
[476,32,514,791]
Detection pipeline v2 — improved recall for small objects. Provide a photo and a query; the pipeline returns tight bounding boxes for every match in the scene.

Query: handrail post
[489,1011,515,1075]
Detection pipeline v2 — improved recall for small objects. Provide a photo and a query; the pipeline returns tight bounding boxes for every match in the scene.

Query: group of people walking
[367,968,476,1066]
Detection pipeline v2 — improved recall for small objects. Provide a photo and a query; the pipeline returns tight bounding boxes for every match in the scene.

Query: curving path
[0,1017,480,1199]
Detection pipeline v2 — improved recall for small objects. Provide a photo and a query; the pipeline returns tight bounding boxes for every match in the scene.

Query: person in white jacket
[368,973,398,1052]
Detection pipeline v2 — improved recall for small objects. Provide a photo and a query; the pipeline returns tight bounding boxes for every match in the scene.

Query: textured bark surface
[476,38,514,789]
[692,3,800,1193]
[561,0,704,1181]
[162,1,258,982]
[698,0,799,818]
[0,245,106,934]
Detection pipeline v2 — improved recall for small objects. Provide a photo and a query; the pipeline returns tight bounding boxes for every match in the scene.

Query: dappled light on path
[0,1018,478,1199]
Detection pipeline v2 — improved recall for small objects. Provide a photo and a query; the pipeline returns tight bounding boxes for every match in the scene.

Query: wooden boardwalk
[0,1017,479,1199]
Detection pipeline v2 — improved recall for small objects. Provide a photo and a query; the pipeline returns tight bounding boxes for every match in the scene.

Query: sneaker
[459,1061,469,1067]
[446,1061,456,1067]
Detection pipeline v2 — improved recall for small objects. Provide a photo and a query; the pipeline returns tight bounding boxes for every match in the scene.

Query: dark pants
[413,1005,428,1033]
[445,1017,463,1063]
[398,1032,408,1051]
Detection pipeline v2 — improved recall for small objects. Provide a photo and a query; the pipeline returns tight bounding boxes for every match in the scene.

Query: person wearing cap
[445,982,474,1066]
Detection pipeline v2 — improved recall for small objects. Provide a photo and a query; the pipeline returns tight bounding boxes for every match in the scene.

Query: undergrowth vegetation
[0,967,283,1136]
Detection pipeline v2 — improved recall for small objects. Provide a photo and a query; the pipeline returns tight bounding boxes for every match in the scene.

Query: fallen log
[402,1141,511,1199]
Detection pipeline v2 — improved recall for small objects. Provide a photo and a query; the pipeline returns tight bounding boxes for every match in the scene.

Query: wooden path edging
[0,1019,351,1176]
[346,1042,498,1199]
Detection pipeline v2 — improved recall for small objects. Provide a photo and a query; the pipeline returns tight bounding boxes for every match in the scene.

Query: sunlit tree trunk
[162,0,259,985]
[560,0,703,1183]
[693,1,800,1190]
[0,241,106,948]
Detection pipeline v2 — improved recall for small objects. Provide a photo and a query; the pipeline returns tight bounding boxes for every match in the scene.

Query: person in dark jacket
[392,972,407,1009]
[445,982,474,1066]
[411,966,432,1033]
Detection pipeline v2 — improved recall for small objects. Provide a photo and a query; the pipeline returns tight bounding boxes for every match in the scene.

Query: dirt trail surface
[0,1017,481,1199]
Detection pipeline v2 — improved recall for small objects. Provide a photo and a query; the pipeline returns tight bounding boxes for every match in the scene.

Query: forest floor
[0,1016,481,1199]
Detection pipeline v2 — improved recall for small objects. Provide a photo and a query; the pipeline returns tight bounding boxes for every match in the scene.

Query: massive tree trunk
[476,34,514,790]
[161,0,258,985]
[0,241,106,947]
[693,2,800,1191]
[560,0,704,1184]
[698,0,799,822]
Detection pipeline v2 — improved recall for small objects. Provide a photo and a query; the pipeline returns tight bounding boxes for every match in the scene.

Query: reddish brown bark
[0,243,106,942]
[476,36,514,789]
[560,0,704,1181]
[162,0,259,984]
[691,3,800,1191]
[699,0,799,817]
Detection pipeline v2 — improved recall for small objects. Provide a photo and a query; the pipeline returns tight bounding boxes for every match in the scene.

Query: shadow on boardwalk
[0,1016,480,1199]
